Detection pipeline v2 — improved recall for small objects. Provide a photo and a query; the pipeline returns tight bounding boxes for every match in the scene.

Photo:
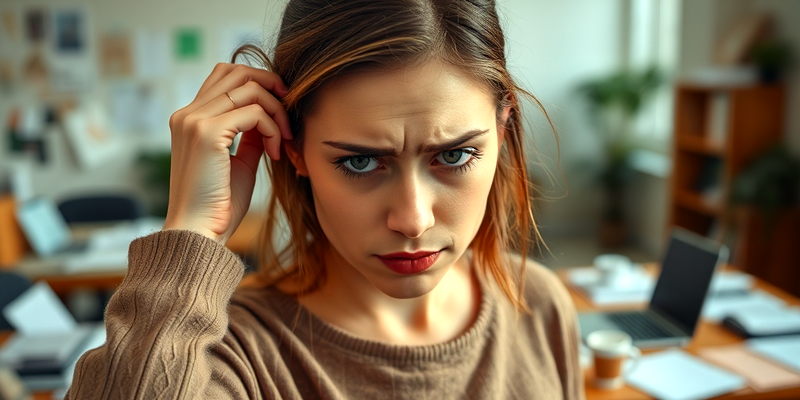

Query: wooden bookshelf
[668,83,786,241]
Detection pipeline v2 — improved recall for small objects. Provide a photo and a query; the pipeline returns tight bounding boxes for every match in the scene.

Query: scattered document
[0,283,106,391]
[709,271,753,294]
[702,289,787,323]
[748,335,800,373]
[725,306,800,337]
[700,345,800,392]
[2,282,76,335]
[63,248,128,274]
[86,217,164,250]
[569,268,755,306]
[62,217,163,274]
[568,266,653,305]
[626,349,747,400]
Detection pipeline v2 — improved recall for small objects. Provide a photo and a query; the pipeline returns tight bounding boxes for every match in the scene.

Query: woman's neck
[287,248,481,346]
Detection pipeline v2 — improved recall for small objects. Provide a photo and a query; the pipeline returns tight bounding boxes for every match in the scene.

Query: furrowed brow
[322,129,490,156]
[321,141,398,157]
[421,129,489,153]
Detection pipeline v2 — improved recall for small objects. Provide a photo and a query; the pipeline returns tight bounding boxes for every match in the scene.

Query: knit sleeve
[524,262,586,400]
[64,230,259,399]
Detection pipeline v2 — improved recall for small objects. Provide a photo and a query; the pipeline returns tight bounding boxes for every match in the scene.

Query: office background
[0,0,799,279]
[2,1,800,399]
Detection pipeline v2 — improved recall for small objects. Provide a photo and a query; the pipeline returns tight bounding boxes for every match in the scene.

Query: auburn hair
[233,0,552,312]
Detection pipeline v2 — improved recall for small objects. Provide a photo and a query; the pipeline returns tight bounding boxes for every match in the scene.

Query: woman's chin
[371,273,445,300]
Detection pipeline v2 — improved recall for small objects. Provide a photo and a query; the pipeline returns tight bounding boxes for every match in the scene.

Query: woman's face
[295,59,503,299]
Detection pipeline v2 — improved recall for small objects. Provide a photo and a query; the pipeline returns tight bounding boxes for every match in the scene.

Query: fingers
[207,104,283,160]
[231,129,266,176]
[195,63,233,100]
[195,63,288,107]
[194,80,292,140]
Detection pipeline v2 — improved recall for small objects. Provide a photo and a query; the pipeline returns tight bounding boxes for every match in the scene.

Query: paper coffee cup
[586,330,641,390]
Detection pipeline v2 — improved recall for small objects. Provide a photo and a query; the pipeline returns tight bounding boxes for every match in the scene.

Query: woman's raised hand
[163,63,292,243]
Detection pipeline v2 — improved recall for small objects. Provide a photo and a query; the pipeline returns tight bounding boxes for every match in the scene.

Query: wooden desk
[558,267,800,400]
[9,213,263,299]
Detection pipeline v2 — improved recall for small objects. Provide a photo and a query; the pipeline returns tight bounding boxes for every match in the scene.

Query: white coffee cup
[585,330,641,390]
[593,254,633,287]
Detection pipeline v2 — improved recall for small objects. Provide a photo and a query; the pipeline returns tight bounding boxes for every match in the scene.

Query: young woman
[66,0,584,398]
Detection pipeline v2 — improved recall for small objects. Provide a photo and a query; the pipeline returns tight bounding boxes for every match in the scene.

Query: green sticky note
[175,28,202,60]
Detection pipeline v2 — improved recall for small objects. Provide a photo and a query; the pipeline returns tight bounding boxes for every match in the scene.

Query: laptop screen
[15,197,72,256]
[650,229,726,334]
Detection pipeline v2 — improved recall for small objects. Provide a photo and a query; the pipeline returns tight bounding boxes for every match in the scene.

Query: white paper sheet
[626,349,747,400]
[63,248,128,274]
[2,282,77,335]
[748,335,800,373]
[62,103,125,170]
[134,29,170,79]
[728,307,800,336]
[702,289,787,323]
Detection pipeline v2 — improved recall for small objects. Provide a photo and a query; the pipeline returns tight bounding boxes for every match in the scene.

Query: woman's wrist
[162,217,221,243]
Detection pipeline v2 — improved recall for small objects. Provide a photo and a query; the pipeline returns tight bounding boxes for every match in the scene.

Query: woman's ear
[497,106,511,145]
[284,141,309,176]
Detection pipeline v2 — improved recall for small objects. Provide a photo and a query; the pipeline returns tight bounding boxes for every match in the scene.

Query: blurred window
[629,0,681,143]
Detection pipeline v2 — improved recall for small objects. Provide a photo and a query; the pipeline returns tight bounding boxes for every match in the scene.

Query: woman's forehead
[305,60,497,146]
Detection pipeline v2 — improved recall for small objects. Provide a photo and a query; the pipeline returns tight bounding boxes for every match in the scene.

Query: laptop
[578,228,729,349]
[15,197,88,257]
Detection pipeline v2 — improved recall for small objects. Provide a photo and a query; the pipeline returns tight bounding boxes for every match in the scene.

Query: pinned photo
[54,9,85,52]
[24,8,46,42]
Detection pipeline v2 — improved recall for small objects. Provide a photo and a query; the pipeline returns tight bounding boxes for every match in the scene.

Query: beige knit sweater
[65,230,584,399]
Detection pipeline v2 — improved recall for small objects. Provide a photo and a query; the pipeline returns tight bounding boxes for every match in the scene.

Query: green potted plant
[729,145,800,296]
[576,66,664,247]
[749,39,793,83]
[137,151,171,217]
[730,145,800,233]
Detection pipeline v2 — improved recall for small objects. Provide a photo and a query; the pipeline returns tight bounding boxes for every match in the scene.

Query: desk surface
[8,212,263,298]
[557,266,800,400]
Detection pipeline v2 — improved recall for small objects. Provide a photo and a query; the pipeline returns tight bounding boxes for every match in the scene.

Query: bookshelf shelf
[669,83,785,242]
[676,136,723,156]
[674,190,719,216]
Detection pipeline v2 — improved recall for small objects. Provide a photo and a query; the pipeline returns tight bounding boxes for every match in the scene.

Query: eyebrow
[322,129,490,157]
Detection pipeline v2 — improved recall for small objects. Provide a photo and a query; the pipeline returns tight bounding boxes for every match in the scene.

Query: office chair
[0,272,33,331]
[57,194,145,223]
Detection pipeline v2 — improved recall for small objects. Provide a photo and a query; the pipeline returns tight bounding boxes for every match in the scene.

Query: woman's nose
[386,175,435,239]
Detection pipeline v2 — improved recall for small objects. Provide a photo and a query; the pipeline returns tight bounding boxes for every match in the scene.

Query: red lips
[377,251,441,275]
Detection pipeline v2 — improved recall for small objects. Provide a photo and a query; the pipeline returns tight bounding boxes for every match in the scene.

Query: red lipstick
[377,251,441,275]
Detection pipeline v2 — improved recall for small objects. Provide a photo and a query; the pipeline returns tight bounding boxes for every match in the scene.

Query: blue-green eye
[436,149,471,166]
[343,156,379,173]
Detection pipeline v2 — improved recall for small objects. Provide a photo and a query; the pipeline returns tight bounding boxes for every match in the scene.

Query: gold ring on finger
[225,92,236,108]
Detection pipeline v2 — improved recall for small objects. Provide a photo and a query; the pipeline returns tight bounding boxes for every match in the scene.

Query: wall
[0,0,283,209]
[500,0,626,237]
[1,0,628,227]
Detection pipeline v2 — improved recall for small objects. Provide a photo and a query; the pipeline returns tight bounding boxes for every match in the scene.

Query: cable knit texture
[65,230,584,399]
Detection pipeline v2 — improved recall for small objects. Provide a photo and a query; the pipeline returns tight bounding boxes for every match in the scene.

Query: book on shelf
[707,92,730,147]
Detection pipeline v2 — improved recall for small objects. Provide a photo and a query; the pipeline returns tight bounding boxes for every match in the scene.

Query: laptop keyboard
[608,312,676,341]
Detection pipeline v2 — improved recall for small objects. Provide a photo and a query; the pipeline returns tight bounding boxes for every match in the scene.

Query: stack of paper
[568,266,654,305]
[702,289,787,323]
[0,282,106,390]
[726,307,800,337]
[625,349,747,400]
[569,268,755,306]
